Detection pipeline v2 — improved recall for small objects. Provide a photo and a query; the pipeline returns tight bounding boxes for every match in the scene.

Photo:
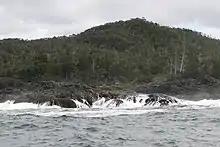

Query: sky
[1,0,220,39]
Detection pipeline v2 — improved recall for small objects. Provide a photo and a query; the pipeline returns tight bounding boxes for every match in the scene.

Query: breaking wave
[1,94,220,117]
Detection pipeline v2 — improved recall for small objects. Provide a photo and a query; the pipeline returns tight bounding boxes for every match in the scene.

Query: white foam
[177,99,220,109]
[1,94,220,117]
[93,94,179,109]
[0,100,60,111]
[76,109,166,118]
[71,99,90,109]
[3,108,166,118]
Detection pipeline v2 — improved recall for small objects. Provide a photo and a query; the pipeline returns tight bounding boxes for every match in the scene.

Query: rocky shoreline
[1,75,220,108]
[0,78,130,108]
[136,75,220,99]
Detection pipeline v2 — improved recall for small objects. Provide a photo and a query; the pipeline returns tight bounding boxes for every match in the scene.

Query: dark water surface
[1,106,220,147]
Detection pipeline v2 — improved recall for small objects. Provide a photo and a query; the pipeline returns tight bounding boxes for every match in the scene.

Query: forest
[1,18,220,86]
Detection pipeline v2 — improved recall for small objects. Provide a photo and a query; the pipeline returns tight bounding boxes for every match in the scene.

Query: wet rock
[158,99,169,106]
[133,97,136,103]
[144,94,158,106]
[144,93,178,106]
[106,99,124,107]
[36,93,92,108]
[48,98,77,108]
[115,99,123,107]
[2,77,219,108]
[139,99,143,103]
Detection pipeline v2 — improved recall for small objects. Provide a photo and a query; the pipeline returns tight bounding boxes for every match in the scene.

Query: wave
[177,99,220,109]
[93,94,179,109]
[0,94,220,117]
[0,100,60,111]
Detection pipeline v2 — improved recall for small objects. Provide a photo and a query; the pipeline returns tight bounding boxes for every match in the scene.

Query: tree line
[1,18,220,85]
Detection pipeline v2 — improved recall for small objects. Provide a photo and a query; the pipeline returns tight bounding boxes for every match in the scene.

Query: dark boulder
[48,98,77,108]
[115,99,123,107]
[36,97,91,108]
[158,99,169,106]
[133,97,137,103]
[106,99,124,107]
[144,94,159,106]
[144,93,178,106]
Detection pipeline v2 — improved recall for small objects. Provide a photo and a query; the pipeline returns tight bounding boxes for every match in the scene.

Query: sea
[1,94,220,147]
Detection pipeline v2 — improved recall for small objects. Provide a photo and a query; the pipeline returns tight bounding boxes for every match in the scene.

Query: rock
[1,77,219,108]
[136,76,220,96]
[133,97,137,103]
[105,99,124,107]
[144,93,178,106]
[48,98,77,108]
[0,78,23,90]
[144,94,158,106]
[158,99,169,106]
[114,99,123,107]
[37,97,91,108]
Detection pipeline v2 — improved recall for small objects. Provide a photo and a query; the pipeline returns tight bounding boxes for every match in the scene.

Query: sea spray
[1,94,220,117]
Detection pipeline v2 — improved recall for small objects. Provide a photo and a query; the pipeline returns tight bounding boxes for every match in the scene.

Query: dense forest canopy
[1,18,220,85]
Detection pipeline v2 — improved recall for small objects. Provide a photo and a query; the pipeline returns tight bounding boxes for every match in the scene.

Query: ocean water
[1,95,220,147]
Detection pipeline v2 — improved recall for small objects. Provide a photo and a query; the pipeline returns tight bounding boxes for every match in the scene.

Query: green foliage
[1,18,220,84]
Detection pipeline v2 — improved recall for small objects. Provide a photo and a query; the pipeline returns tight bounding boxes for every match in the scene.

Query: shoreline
[1,76,220,107]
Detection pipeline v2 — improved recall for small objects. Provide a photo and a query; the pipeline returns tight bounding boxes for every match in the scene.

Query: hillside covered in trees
[1,18,220,86]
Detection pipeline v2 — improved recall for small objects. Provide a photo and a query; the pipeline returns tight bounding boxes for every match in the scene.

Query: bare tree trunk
[174,48,177,75]
[180,49,186,73]
[180,34,186,73]
[180,35,186,73]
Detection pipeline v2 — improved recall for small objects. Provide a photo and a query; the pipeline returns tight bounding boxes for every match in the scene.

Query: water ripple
[0,107,220,147]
